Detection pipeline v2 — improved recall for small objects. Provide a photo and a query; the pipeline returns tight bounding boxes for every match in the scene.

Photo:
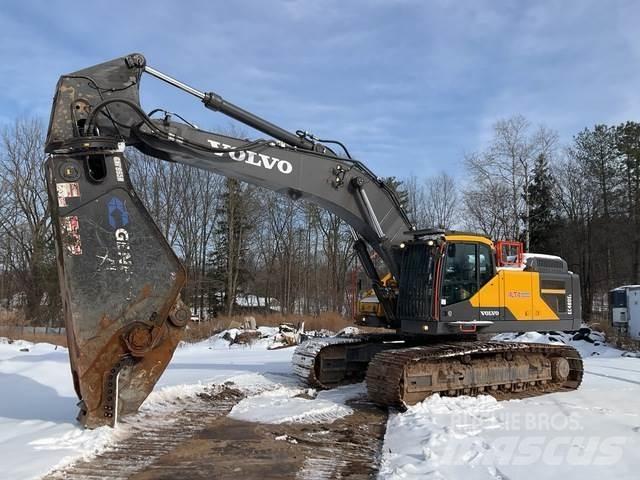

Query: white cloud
[1,0,639,179]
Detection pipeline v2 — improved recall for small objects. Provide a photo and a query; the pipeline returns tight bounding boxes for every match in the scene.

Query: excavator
[44,54,584,428]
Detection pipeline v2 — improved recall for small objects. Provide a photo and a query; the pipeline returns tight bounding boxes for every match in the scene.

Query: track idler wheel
[550,356,570,382]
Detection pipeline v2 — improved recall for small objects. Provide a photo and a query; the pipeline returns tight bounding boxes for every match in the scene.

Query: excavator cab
[393,234,494,333]
[367,233,581,337]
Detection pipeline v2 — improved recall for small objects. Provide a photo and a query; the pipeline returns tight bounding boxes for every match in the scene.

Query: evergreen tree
[569,125,623,289]
[208,178,254,316]
[527,154,556,253]
[615,121,640,283]
[571,125,621,218]
[384,176,409,211]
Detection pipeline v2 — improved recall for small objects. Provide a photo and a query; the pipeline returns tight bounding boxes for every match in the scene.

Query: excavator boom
[45,54,584,428]
[45,54,413,427]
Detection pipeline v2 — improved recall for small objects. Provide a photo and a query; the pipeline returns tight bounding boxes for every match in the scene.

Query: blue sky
[1,0,639,178]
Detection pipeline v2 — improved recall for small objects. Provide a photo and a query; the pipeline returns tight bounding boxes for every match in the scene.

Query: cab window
[442,243,478,305]
[442,242,494,305]
[478,243,494,288]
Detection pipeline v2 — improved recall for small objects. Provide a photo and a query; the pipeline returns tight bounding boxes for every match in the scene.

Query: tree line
[459,116,639,321]
[0,115,637,326]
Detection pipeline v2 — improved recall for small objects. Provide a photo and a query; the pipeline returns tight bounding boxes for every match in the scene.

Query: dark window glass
[478,244,494,288]
[443,243,478,305]
[542,294,567,313]
[540,278,568,314]
[610,290,627,308]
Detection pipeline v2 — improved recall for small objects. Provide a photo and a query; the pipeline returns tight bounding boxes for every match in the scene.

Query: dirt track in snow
[43,385,387,480]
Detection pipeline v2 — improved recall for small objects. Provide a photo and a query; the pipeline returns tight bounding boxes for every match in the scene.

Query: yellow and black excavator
[355,272,395,325]
[45,54,583,428]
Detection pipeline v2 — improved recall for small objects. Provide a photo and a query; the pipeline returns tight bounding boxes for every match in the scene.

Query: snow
[379,332,640,480]
[611,285,640,291]
[0,333,294,480]
[2,328,640,479]
[229,383,365,424]
[523,252,564,261]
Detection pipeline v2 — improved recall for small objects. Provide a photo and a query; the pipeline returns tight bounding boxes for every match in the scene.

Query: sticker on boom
[61,216,82,255]
[107,196,129,229]
[56,182,80,207]
[113,157,125,182]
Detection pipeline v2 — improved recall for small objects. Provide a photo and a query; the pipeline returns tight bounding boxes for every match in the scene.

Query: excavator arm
[44,53,413,427]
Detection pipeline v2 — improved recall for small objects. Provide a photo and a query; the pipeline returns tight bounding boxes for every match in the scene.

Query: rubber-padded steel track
[365,341,584,408]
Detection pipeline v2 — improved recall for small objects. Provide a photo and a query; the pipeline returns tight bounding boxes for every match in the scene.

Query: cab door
[440,242,480,322]
[477,242,503,322]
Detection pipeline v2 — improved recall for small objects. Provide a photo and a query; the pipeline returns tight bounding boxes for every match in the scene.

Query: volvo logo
[207,140,293,175]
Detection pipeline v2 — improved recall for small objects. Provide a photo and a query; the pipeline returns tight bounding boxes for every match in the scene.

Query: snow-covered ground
[229,383,364,424]
[380,331,640,480]
[1,328,639,479]
[0,330,295,479]
[0,328,363,479]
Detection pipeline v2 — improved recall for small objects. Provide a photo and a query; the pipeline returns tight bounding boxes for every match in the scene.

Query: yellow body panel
[470,270,559,321]
[445,234,494,247]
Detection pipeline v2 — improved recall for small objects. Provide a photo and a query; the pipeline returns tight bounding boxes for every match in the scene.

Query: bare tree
[404,175,429,228]
[463,116,558,247]
[463,181,512,239]
[0,118,58,323]
[424,172,458,229]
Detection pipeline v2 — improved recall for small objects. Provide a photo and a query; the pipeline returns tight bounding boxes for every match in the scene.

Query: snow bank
[493,328,638,358]
[380,395,505,479]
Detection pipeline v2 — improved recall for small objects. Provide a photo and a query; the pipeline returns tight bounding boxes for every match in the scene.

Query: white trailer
[609,285,640,340]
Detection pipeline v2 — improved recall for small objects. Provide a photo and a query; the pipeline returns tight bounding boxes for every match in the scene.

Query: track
[43,384,387,480]
[367,341,584,408]
[292,334,408,389]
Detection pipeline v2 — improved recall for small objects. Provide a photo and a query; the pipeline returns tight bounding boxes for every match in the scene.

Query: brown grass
[0,310,362,348]
[0,309,24,326]
[598,322,640,352]
[0,326,68,347]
